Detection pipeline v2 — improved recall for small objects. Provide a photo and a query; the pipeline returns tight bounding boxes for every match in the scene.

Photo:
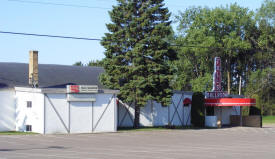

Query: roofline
[0,88,15,91]
[15,87,119,94]
[11,87,193,95]
[0,62,103,69]
[173,90,193,95]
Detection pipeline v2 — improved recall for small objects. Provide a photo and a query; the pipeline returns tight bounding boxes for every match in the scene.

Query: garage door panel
[70,102,92,133]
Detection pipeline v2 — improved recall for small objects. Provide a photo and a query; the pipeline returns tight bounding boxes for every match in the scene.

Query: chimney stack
[29,50,39,87]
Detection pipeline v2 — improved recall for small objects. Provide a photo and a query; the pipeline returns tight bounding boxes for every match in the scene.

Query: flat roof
[15,87,119,94]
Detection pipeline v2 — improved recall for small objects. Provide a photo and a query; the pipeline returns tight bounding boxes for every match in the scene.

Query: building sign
[208,57,227,98]
[212,57,222,91]
[67,85,98,94]
[205,91,227,98]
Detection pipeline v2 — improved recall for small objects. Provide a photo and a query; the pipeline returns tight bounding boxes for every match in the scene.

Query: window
[206,107,215,116]
[27,101,32,108]
[26,125,32,132]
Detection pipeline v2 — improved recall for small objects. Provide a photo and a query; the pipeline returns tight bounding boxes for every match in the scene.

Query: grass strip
[0,131,37,135]
[262,116,275,124]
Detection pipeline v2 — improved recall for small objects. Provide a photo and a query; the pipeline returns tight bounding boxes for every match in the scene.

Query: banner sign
[212,57,222,91]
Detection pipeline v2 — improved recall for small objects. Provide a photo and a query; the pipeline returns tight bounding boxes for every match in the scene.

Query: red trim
[205,98,256,106]
[183,98,192,105]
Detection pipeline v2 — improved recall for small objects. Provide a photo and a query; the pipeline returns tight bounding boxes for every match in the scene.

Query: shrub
[191,92,205,127]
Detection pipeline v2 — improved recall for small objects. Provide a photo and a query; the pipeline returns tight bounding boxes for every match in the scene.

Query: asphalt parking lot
[1,125,275,159]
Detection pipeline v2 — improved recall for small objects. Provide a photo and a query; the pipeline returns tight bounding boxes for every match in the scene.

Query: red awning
[183,98,192,105]
[205,98,256,106]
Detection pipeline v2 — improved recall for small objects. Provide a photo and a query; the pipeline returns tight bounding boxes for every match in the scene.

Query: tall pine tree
[101,0,177,128]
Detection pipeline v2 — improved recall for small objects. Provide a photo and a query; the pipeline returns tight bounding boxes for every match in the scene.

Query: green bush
[191,92,205,127]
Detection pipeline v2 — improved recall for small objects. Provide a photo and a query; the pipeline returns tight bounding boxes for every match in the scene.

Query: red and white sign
[212,57,222,91]
[68,85,79,93]
[67,85,98,93]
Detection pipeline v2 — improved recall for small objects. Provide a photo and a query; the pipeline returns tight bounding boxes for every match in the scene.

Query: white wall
[0,89,15,131]
[15,91,44,133]
[92,94,116,133]
[44,93,69,134]
[214,106,240,125]
[118,92,192,127]
[44,93,116,134]
[183,94,192,126]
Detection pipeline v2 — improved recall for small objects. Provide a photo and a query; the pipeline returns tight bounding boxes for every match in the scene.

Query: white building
[0,51,118,134]
[0,51,193,134]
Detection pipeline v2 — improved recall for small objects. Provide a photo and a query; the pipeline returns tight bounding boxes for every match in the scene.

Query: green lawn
[0,131,37,135]
[262,116,275,124]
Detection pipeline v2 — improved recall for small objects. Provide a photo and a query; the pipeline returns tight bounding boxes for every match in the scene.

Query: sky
[0,0,263,65]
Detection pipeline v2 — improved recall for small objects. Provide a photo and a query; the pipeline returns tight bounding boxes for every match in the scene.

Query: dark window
[27,101,32,108]
[206,107,215,116]
[26,125,32,132]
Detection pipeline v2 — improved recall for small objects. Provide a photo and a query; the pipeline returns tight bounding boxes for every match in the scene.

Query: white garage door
[70,102,93,133]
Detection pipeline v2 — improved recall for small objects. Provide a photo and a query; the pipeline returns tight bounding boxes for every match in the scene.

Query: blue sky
[0,0,263,65]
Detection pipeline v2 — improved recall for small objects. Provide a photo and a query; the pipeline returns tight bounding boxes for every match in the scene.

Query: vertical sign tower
[212,57,222,91]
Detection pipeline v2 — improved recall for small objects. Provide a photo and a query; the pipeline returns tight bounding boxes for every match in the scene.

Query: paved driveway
[1,126,275,159]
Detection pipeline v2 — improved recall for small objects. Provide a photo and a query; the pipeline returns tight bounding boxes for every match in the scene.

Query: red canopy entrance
[205,98,256,107]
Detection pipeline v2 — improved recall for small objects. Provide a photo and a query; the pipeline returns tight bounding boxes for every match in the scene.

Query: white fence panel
[140,101,153,127]
[152,101,168,126]
[118,92,192,127]
[169,93,184,126]
[118,101,134,127]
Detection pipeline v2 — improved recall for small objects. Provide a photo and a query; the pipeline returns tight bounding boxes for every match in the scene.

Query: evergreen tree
[101,0,177,128]
[73,61,84,66]
[88,60,104,67]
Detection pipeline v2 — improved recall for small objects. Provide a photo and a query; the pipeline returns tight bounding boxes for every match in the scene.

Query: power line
[1,30,267,51]
[7,0,112,10]
[0,31,101,41]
